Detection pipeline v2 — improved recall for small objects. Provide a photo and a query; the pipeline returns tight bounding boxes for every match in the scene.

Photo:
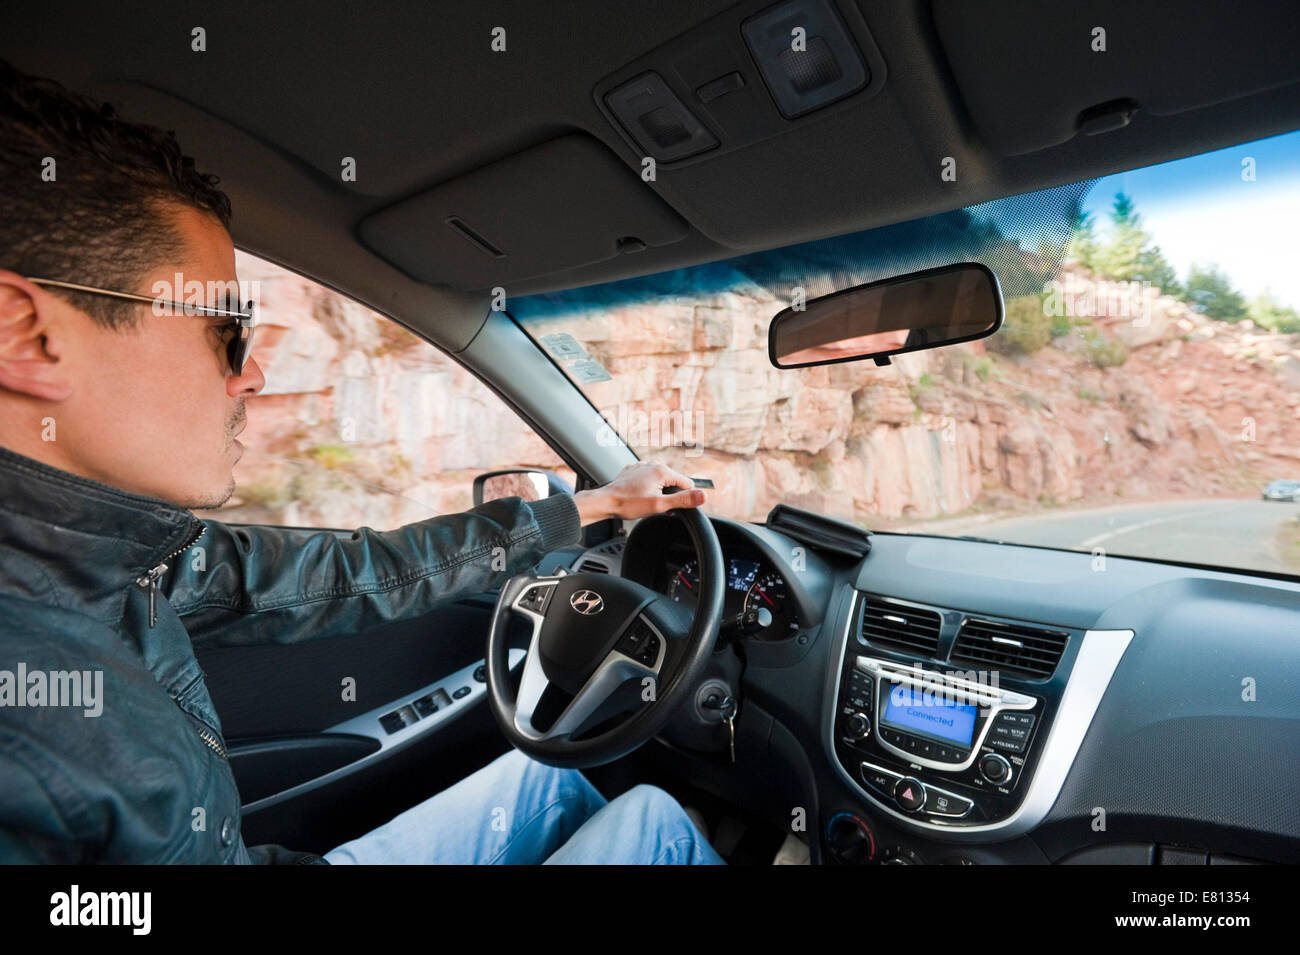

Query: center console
[837,654,1048,827]
[826,588,1132,844]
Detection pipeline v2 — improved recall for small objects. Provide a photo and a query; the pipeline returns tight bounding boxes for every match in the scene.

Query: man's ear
[0,272,73,401]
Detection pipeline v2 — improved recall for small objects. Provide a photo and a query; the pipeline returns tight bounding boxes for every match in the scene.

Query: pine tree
[1089,192,1183,296]
[1186,264,1248,321]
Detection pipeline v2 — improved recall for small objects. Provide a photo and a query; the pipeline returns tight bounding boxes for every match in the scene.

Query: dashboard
[569,508,1300,865]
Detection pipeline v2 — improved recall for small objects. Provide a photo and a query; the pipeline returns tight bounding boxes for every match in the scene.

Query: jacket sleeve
[165,493,583,649]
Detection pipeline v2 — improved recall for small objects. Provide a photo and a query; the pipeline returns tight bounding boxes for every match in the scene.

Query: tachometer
[667,559,699,604]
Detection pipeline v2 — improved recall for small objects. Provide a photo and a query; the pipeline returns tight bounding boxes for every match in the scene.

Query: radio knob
[846,713,871,739]
[979,752,1013,785]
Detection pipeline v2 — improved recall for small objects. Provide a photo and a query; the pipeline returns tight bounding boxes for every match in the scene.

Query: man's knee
[623,784,699,833]
[496,747,601,806]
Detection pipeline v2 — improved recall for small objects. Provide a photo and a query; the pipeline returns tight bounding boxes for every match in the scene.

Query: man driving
[0,61,723,865]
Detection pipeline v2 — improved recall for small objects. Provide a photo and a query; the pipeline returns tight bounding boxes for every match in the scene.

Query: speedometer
[744,571,799,636]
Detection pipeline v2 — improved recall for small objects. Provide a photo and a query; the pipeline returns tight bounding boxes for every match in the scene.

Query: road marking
[1077,505,1233,549]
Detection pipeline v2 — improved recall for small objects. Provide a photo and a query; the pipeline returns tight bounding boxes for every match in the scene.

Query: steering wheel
[486,503,725,769]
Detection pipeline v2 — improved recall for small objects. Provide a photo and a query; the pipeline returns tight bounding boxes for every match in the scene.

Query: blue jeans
[323,747,726,865]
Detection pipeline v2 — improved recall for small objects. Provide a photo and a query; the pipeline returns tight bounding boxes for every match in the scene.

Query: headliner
[4,1,1299,351]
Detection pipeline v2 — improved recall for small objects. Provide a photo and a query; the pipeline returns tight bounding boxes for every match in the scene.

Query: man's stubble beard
[178,401,245,510]
[183,474,238,511]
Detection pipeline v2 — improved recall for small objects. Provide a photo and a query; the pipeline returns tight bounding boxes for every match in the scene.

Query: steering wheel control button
[616,618,662,667]
[979,752,1013,785]
[635,634,661,667]
[617,620,649,655]
[894,776,926,812]
[926,789,973,818]
[518,584,553,613]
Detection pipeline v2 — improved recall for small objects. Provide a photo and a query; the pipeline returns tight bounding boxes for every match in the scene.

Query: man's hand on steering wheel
[572,461,708,525]
[485,460,724,769]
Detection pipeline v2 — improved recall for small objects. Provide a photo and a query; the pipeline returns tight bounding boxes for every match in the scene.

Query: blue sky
[1079,130,1300,310]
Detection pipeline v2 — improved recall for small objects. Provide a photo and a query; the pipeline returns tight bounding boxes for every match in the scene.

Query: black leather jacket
[0,445,582,863]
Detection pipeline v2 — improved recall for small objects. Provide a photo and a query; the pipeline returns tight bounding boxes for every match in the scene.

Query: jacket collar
[0,445,204,623]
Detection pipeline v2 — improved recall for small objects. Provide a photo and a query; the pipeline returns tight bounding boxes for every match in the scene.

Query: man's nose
[228,353,266,397]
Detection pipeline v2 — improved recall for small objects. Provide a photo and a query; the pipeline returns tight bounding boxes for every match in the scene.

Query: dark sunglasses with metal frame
[25,277,256,375]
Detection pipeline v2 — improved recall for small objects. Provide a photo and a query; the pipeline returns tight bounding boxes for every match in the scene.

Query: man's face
[0,203,265,509]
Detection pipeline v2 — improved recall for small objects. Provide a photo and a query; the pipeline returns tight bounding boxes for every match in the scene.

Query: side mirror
[473,468,575,506]
[768,262,1003,369]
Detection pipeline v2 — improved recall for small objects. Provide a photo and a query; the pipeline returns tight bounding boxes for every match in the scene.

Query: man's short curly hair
[0,60,233,329]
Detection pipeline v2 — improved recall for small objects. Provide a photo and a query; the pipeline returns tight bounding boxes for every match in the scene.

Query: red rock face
[197,253,575,530]
[201,256,1300,533]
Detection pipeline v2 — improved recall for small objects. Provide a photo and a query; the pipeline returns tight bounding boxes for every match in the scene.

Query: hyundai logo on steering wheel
[569,590,604,615]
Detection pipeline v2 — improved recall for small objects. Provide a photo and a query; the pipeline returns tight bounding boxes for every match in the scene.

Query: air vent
[592,538,626,558]
[859,597,941,657]
[577,559,610,574]
[951,619,1069,680]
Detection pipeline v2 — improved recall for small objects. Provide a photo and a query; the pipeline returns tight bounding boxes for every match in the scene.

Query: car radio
[833,654,1051,827]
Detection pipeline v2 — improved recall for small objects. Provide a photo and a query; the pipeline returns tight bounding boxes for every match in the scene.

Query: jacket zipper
[135,524,207,627]
[190,717,229,760]
[174,683,230,762]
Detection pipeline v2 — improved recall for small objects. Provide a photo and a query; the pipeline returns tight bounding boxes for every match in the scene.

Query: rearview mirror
[767,263,1003,369]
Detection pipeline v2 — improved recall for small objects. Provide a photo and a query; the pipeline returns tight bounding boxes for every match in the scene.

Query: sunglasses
[26,277,256,375]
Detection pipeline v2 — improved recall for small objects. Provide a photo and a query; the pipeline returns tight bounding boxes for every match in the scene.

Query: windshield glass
[512,131,1300,578]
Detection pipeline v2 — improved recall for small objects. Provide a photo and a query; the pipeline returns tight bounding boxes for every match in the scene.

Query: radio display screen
[880,683,977,747]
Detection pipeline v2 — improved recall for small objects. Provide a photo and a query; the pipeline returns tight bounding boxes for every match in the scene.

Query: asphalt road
[905,498,1300,576]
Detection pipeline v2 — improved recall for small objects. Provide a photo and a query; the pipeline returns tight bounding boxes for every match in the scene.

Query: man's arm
[168,493,581,649]
[166,462,707,649]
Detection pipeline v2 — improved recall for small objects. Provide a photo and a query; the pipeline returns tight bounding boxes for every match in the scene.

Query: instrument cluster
[656,550,801,640]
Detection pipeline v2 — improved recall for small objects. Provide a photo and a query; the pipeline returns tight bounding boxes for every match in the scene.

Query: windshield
[513,130,1300,579]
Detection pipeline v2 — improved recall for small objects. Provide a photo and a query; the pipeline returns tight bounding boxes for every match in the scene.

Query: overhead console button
[605,72,719,162]
[741,0,868,119]
[696,72,745,104]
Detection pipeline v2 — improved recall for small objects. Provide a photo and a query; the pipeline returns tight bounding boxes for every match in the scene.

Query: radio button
[894,777,927,812]
[999,712,1036,729]
[990,723,1030,744]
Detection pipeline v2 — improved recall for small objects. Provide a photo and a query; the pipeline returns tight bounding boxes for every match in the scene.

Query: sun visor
[933,0,1300,156]
[358,134,689,291]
